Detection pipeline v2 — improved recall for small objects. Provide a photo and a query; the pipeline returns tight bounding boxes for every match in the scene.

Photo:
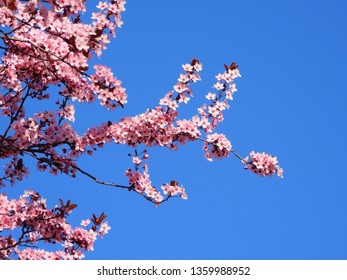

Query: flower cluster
[0,191,109,260]
[0,0,126,116]
[244,151,284,178]
[90,65,127,109]
[203,133,232,161]
[197,62,240,132]
[57,104,76,122]
[124,151,187,204]
[2,158,28,186]
[161,181,187,200]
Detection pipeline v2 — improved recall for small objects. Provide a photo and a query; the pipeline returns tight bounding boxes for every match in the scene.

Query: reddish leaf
[170,180,178,187]
[7,0,17,11]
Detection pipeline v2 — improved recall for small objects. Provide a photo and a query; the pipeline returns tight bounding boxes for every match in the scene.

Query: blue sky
[4,0,347,259]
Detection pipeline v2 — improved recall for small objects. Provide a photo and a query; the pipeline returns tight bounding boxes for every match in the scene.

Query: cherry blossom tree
[0,0,283,259]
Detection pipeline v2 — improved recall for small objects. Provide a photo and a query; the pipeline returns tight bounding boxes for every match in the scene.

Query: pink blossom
[178,73,190,83]
[98,222,111,237]
[182,63,194,72]
[81,219,91,226]
[132,156,142,165]
[161,182,187,199]
[174,82,188,93]
[178,93,190,104]
[193,62,203,72]
[58,104,75,122]
[97,1,109,10]
[214,82,225,90]
[206,92,216,100]
[204,133,232,161]
[215,73,224,81]
[244,151,284,178]
[189,72,201,82]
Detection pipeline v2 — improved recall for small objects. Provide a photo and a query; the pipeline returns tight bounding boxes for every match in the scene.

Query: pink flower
[98,222,111,237]
[193,62,203,72]
[178,93,190,104]
[161,182,187,199]
[132,156,142,165]
[178,73,190,83]
[214,82,225,90]
[58,104,75,122]
[96,1,109,10]
[81,219,91,226]
[215,73,224,81]
[204,133,232,161]
[182,63,193,72]
[244,151,283,178]
[206,92,216,100]
[189,73,201,82]
[174,82,188,93]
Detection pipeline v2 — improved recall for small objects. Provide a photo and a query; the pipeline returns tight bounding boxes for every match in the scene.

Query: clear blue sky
[4,0,347,259]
